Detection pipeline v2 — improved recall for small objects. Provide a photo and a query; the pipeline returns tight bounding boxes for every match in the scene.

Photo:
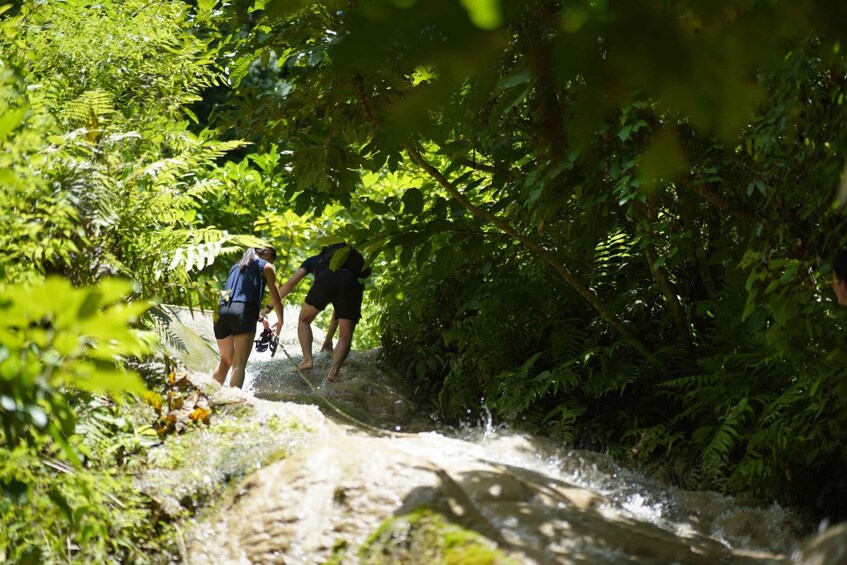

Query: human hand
[273,319,282,336]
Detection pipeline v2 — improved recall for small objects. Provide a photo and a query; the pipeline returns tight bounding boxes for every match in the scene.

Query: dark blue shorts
[305,270,364,322]
[214,301,261,339]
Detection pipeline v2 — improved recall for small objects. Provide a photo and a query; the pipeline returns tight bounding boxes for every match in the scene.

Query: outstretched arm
[260,267,309,325]
[277,267,309,300]
[263,263,285,335]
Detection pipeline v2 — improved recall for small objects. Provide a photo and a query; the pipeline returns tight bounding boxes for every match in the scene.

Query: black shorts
[214,301,261,339]
[305,270,364,322]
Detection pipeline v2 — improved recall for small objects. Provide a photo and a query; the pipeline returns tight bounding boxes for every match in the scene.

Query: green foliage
[0,0,257,306]
[4,0,847,541]
[0,0,264,560]
[209,1,847,518]
[0,67,83,285]
[0,277,152,459]
[9,0,218,125]
[0,276,172,563]
[0,397,175,564]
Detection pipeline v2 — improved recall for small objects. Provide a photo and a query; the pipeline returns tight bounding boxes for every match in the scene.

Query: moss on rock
[359,507,519,565]
[139,409,312,517]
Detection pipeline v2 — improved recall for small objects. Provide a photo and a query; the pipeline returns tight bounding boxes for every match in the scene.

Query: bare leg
[321,311,338,353]
[213,336,234,385]
[326,318,355,382]
[228,333,255,389]
[298,303,320,370]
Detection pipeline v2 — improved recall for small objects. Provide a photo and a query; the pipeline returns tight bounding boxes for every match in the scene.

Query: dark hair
[237,246,276,272]
[835,249,847,281]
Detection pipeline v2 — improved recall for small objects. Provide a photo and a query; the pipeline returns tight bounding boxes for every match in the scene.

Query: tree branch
[354,75,643,346]
[637,197,693,352]
[462,159,520,179]
[686,180,763,225]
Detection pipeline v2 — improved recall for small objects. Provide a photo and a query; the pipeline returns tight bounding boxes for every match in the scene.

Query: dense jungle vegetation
[3,0,847,560]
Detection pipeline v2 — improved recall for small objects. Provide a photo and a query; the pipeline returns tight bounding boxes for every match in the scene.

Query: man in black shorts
[274,242,371,382]
[264,248,337,353]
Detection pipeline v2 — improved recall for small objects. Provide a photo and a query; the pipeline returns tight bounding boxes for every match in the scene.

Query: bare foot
[298,359,314,371]
[326,370,338,382]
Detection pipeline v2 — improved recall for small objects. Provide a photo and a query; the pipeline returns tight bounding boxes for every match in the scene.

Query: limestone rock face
[155,303,824,564]
[186,432,795,565]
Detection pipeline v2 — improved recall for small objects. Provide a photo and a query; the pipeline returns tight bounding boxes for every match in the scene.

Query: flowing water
[152,305,844,564]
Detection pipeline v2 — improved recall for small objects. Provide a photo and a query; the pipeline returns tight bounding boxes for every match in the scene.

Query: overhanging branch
[354,75,643,347]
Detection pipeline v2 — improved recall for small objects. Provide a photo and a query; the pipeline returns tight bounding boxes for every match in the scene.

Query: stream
[150,305,847,564]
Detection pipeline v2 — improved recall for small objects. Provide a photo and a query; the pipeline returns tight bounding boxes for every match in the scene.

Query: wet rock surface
[153,305,845,564]
[794,521,847,565]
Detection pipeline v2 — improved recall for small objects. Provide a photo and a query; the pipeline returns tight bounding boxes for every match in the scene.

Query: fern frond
[156,229,269,277]
[699,398,752,481]
[145,309,190,354]
[61,89,116,126]
[550,318,588,363]
[759,385,804,424]
[543,402,587,445]
[593,228,639,282]
[660,372,723,391]
[643,345,691,376]
[582,363,639,397]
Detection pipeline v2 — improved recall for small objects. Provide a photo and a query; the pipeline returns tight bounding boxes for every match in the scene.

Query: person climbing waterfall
[304,242,371,382]
[261,244,340,353]
[272,241,371,382]
[213,246,283,388]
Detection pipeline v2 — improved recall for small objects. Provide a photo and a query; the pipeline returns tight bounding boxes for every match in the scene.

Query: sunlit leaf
[329,246,351,271]
[0,107,27,141]
[197,0,216,14]
[459,0,502,30]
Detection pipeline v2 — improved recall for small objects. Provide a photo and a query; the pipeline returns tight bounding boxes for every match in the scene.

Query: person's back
[222,258,267,305]
[292,241,372,381]
[318,243,371,278]
[213,246,283,389]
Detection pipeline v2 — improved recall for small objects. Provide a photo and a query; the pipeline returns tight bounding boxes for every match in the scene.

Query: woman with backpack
[213,246,284,388]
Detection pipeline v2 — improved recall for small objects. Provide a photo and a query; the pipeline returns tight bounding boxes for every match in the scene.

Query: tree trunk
[637,196,693,351]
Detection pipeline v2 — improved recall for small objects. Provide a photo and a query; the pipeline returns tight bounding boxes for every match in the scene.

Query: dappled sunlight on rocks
[154,303,843,564]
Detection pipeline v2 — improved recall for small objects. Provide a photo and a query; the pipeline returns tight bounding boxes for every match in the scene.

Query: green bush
[0,277,172,563]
